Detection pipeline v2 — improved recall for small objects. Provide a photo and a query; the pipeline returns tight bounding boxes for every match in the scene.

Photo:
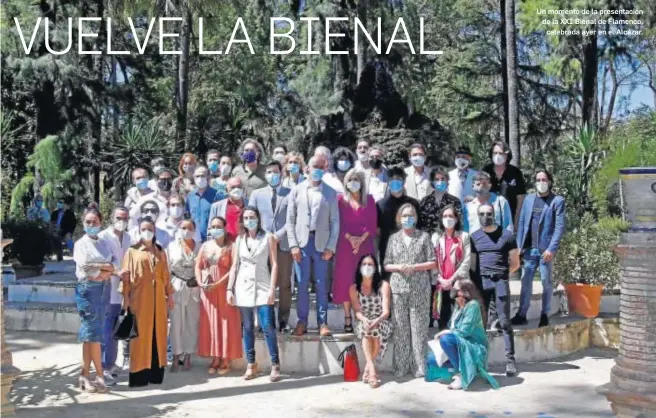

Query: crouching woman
[434,279,499,390]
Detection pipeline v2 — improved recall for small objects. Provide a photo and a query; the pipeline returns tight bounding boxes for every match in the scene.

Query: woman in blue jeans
[227,207,281,382]
[434,279,499,390]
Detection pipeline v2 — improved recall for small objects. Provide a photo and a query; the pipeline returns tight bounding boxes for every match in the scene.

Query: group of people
[67,137,566,393]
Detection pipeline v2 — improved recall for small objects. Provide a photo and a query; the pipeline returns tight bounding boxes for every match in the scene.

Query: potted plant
[554,214,625,318]
[1,219,58,278]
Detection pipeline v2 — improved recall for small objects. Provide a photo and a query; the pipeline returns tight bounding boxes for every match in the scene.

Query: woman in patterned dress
[349,254,392,388]
[384,203,437,378]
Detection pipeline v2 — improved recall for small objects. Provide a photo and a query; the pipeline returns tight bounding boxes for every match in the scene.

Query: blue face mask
[244,219,258,231]
[288,163,300,175]
[389,179,404,194]
[433,180,447,193]
[208,161,219,173]
[337,160,351,172]
[209,228,225,239]
[84,225,101,236]
[35,201,43,208]
[242,150,257,164]
[311,168,324,182]
[136,178,149,190]
[56,202,64,210]
[266,173,281,187]
[401,216,416,229]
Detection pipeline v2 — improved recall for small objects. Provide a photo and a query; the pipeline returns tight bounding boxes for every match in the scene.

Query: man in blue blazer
[511,169,566,327]
[248,160,294,331]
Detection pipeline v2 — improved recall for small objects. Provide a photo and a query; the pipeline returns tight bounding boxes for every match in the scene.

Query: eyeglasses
[479,212,494,217]
[142,209,158,214]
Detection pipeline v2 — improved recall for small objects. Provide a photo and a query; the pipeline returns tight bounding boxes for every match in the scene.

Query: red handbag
[338,344,360,382]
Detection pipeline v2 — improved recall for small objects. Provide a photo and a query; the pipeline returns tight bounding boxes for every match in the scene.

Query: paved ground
[7,331,615,418]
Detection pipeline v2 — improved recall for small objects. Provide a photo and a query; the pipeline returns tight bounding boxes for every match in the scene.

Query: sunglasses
[479,212,494,217]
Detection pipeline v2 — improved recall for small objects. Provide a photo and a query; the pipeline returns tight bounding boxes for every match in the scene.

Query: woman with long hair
[120,217,175,387]
[281,152,306,189]
[196,216,243,375]
[227,207,281,381]
[334,168,377,333]
[172,153,198,198]
[434,279,498,390]
[349,254,392,388]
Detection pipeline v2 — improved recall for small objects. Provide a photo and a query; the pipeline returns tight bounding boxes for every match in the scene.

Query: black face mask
[370,158,383,170]
[479,214,495,227]
[449,287,459,299]
[158,179,172,192]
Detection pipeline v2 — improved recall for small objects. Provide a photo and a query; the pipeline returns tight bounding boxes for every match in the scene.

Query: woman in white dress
[227,207,280,382]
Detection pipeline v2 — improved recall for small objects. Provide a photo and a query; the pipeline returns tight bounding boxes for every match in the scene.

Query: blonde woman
[281,152,306,189]
[333,169,377,333]
[172,153,198,198]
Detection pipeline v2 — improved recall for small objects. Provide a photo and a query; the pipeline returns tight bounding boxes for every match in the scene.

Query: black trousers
[477,276,515,362]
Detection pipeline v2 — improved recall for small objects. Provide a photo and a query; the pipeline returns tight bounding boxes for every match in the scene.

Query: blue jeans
[439,333,460,370]
[294,233,329,326]
[240,305,279,365]
[518,248,554,316]
[102,303,122,369]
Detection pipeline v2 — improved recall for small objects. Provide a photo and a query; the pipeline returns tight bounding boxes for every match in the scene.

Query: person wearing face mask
[383,203,437,378]
[125,168,166,230]
[272,144,287,164]
[404,143,431,201]
[354,140,371,170]
[463,172,513,234]
[248,161,294,331]
[120,217,175,387]
[97,206,132,383]
[51,198,77,261]
[149,157,166,190]
[376,167,420,275]
[512,168,565,328]
[483,141,526,229]
[166,219,201,372]
[287,155,340,337]
[74,205,121,393]
[363,145,389,202]
[349,254,392,388]
[227,207,281,382]
[160,195,202,243]
[231,138,268,197]
[156,168,175,201]
[448,146,478,203]
[313,145,343,193]
[281,152,306,189]
[332,147,356,193]
[196,217,242,375]
[433,279,499,390]
[209,177,247,243]
[27,194,50,222]
[172,153,198,198]
[206,149,221,180]
[469,203,520,376]
[185,165,219,242]
[334,169,377,333]
[417,166,462,235]
[212,156,233,200]
[129,200,171,248]
[430,205,471,330]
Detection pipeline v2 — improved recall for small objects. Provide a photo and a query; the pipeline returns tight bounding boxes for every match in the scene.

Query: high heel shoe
[78,375,97,393]
[94,376,110,393]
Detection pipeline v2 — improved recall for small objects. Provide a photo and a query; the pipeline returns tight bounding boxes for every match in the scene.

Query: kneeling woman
[435,279,499,390]
[227,207,281,382]
[121,217,175,387]
[349,254,392,388]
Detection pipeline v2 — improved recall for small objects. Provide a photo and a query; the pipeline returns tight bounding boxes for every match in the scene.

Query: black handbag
[113,308,139,340]
[184,277,199,288]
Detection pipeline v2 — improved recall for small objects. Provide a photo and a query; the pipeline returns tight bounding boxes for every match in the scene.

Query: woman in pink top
[333,169,377,333]
[431,205,471,329]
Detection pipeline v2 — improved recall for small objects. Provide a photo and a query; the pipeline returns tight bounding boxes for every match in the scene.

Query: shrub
[553,214,628,290]
[1,219,59,265]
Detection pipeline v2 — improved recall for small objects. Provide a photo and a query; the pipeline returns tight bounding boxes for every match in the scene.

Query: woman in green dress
[434,279,499,390]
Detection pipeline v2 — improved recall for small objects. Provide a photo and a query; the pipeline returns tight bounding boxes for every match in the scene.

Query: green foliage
[554,214,626,289]
[1,218,58,265]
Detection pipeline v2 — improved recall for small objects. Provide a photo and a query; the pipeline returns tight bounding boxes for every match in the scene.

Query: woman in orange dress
[196,216,243,375]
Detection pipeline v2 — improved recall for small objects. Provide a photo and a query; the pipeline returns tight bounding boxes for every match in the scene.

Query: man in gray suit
[249,160,294,332]
[287,155,340,337]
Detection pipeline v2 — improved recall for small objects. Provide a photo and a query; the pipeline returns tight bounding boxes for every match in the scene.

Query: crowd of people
[44,137,567,393]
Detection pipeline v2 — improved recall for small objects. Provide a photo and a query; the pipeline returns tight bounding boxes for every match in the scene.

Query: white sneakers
[448,374,462,390]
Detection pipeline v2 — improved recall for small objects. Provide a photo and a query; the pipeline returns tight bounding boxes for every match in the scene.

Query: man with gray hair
[232,138,267,198]
[313,146,343,193]
[287,154,340,337]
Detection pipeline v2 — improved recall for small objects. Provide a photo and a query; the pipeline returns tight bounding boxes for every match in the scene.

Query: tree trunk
[499,0,509,144]
[504,0,520,167]
[581,33,598,130]
[177,7,192,151]
[89,0,105,204]
[111,56,123,203]
[356,0,367,84]
[602,58,619,132]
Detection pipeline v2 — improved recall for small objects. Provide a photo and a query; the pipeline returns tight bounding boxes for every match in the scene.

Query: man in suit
[249,160,294,332]
[208,177,247,242]
[448,145,478,204]
[287,155,340,337]
[511,168,566,328]
[404,143,431,201]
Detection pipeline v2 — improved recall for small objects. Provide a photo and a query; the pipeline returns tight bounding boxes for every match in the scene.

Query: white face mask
[493,154,506,166]
[273,153,285,162]
[536,182,549,194]
[220,164,232,176]
[183,164,194,174]
[357,152,369,162]
[229,188,244,200]
[169,206,184,219]
[347,181,361,192]
[442,217,457,230]
[113,220,127,232]
[455,158,469,170]
[140,230,155,241]
[195,177,208,189]
[178,229,194,240]
[360,265,375,278]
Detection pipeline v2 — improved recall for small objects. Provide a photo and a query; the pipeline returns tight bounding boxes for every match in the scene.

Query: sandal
[362,369,370,384]
[218,360,231,375]
[344,316,354,333]
[368,374,381,388]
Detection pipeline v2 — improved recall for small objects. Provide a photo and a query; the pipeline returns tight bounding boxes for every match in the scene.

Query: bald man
[209,177,248,242]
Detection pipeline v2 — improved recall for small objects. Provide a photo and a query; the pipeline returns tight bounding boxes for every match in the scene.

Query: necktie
[459,169,467,185]
[271,187,277,212]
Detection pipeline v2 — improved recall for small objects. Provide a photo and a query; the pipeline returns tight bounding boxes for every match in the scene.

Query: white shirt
[368,171,388,202]
[124,188,167,230]
[158,218,202,244]
[413,169,431,201]
[308,182,324,231]
[73,235,114,282]
[98,227,131,304]
[322,172,344,194]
